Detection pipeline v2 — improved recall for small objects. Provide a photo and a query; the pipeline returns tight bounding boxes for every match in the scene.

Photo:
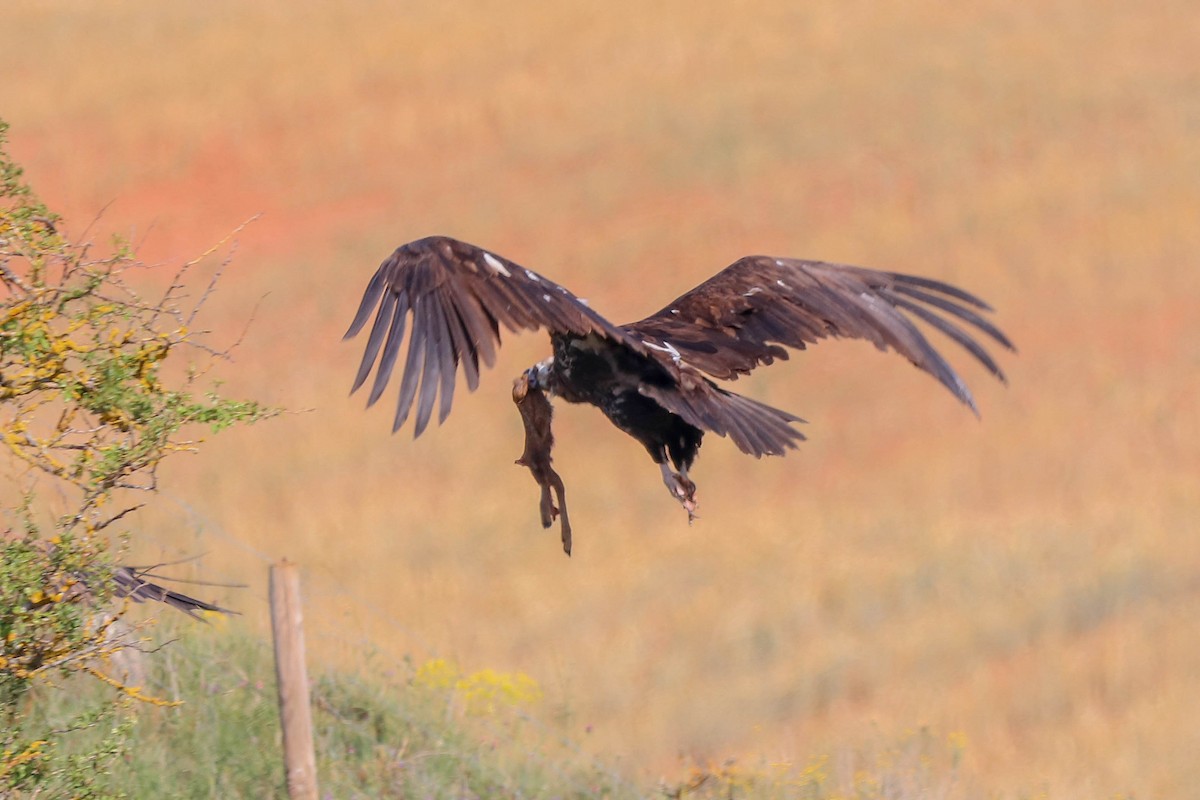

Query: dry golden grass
[4,0,1198,795]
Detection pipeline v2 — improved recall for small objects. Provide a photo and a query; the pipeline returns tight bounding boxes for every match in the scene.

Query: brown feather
[345,236,645,436]
[624,255,1015,413]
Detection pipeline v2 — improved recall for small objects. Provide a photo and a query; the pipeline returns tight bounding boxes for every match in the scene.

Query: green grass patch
[15,619,983,799]
[22,623,636,799]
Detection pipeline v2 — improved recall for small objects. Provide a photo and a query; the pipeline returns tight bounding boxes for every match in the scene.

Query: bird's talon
[659,462,699,522]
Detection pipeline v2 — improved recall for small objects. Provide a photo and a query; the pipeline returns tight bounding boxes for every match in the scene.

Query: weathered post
[269,560,318,800]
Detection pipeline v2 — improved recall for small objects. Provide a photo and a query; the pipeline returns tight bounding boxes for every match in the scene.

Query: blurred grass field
[4,0,1199,795]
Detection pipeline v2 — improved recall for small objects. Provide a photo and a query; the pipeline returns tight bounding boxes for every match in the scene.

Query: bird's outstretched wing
[624,256,1014,413]
[345,236,642,436]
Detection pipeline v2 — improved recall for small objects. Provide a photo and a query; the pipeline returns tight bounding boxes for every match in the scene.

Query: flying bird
[345,235,1013,544]
[3,530,236,619]
[110,565,235,620]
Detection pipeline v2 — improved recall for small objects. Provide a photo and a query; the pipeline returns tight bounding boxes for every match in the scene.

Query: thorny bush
[0,118,273,796]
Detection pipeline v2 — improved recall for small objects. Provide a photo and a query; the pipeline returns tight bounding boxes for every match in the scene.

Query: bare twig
[75,199,117,245]
[93,503,146,532]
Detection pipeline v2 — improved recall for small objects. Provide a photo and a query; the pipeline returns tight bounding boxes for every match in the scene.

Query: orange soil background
[4,1,1199,795]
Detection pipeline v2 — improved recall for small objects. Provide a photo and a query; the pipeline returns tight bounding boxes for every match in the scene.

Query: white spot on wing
[670,308,680,315]
[776,279,792,290]
[775,259,786,267]
[483,252,511,277]
[743,286,764,297]
[643,338,683,365]
[542,293,552,302]
[524,269,540,282]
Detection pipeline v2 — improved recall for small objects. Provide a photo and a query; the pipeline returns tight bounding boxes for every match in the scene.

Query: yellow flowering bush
[0,118,271,796]
[413,657,543,716]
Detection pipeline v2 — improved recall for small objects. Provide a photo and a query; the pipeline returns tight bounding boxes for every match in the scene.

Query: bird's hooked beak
[525,358,554,392]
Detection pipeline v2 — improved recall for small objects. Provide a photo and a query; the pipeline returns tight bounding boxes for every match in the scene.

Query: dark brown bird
[345,235,1013,531]
[111,566,234,620]
[3,529,235,619]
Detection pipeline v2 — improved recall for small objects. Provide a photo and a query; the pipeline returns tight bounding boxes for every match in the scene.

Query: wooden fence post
[269,560,318,800]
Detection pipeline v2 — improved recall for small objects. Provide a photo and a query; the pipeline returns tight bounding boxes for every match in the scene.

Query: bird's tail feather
[639,381,806,458]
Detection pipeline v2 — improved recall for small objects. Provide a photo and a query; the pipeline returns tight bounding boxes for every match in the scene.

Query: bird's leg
[658,455,698,523]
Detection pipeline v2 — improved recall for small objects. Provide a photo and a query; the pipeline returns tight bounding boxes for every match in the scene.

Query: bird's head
[524,357,554,393]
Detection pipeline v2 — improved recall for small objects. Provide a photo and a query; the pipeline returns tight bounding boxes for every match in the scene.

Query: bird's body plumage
[345,235,1013,537]
[549,331,709,473]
